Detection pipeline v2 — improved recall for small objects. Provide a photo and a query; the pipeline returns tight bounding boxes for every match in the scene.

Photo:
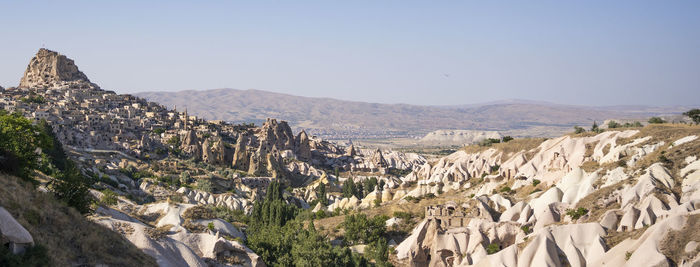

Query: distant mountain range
[135,88,690,139]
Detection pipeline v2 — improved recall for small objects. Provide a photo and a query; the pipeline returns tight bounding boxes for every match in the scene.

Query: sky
[0,1,699,106]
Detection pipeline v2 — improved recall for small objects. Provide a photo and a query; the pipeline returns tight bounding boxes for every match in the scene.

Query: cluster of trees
[246,181,389,266]
[478,136,513,147]
[0,111,92,213]
[683,109,700,124]
[342,214,391,266]
[341,177,384,199]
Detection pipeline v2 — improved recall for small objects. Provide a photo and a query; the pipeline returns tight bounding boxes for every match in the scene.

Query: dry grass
[576,180,628,223]
[626,124,700,197]
[604,225,648,249]
[0,173,157,266]
[146,224,173,240]
[314,188,468,238]
[660,214,700,264]
[463,138,545,158]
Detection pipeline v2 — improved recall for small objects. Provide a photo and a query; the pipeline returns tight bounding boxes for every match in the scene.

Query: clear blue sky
[1,1,698,106]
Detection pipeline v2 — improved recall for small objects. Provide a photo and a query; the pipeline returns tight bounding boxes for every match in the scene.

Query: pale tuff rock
[176,187,250,212]
[396,130,700,266]
[370,149,388,169]
[593,211,700,267]
[0,206,34,254]
[19,48,92,89]
[93,203,263,267]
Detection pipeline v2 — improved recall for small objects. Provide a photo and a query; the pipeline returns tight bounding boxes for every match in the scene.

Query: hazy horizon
[1,1,699,106]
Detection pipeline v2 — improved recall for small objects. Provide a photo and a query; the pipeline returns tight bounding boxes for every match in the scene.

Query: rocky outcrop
[346,144,357,157]
[232,134,249,170]
[19,48,92,89]
[181,130,201,159]
[93,202,264,267]
[295,130,312,161]
[202,137,226,165]
[259,118,295,151]
[0,206,34,254]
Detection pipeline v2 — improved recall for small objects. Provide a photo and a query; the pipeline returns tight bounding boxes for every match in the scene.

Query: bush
[499,186,512,193]
[607,121,621,129]
[207,222,215,231]
[573,126,586,134]
[195,179,213,192]
[100,189,118,206]
[0,244,51,267]
[479,138,501,147]
[393,211,413,221]
[566,207,588,220]
[166,135,181,146]
[502,136,514,142]
[617,160,627,167]
[648,117,665,124]
[486,243,501,254]
[520,225,531,234]
[404,196,419,203]
[532,179,541,187]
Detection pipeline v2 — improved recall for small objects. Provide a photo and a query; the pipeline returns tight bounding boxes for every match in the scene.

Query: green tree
[0,111,51,180]
[316,184,328,206]
[342,179,357,198]
[49,161,94,213]
[590,121,601,133]
[364,177,378,194]
[342,214,387,244]
[365,238,390,266]
[684,109,700,124]
[573,126,585,134]
[37,119,68,172]
[648,117,665,124]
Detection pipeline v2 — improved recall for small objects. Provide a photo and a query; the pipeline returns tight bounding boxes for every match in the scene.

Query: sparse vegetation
[566,207,588,220]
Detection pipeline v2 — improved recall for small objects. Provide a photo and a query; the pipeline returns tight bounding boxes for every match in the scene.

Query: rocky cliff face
[19,48,92,89]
